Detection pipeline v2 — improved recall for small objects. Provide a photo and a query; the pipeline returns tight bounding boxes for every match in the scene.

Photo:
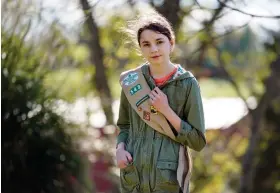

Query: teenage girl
[116,12,206,193]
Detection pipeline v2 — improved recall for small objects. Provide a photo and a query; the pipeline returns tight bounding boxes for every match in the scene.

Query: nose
[150,44,158,53]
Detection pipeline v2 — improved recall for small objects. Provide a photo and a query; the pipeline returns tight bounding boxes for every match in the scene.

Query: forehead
[139,29,168,42]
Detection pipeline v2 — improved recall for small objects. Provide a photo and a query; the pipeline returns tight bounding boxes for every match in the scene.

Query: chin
[148,60,162,66]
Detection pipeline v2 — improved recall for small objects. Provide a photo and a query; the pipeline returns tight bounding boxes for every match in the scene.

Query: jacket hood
[141,63,194,88]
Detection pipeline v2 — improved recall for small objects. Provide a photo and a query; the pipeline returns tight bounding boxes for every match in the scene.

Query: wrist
[161,105,172,117]
[116,142,126,150]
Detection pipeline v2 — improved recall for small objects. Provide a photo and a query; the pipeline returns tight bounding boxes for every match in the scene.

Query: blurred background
[1,0,280,193]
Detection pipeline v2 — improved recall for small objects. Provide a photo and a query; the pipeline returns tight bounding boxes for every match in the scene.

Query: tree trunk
[238,56,280,193]
[251,98,280,193]
[153,0,182,32]
[79,0,114,125]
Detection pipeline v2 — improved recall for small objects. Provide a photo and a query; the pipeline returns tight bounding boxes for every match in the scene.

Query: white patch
[122,72,139,86]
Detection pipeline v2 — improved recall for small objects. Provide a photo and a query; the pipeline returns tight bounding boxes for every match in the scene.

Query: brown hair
[122,11,175,48]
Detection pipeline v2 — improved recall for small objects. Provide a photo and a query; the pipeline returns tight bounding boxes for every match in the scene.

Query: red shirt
[153,67,177,86]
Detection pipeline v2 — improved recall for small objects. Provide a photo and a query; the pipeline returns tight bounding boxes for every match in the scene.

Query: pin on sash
[150,105,158,114]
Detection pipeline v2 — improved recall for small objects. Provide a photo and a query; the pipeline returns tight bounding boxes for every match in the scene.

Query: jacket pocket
[120,162,139,192]
[156,161,178,185]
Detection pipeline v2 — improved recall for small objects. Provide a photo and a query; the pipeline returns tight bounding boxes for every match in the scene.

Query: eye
[143,44,150,47]
[157,41,164,44]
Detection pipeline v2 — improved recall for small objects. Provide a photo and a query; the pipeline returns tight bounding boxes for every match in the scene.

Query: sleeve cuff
[116,132,128,148]
[175,120,193,143]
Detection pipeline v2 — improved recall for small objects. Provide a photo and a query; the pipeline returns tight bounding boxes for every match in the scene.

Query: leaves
[1,22,88,193]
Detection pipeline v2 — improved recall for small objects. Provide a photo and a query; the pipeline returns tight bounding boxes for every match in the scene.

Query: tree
[79,0,114,125]
[240,31,280,193]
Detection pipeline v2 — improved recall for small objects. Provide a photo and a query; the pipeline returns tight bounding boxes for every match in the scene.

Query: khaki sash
[119,65,192,193]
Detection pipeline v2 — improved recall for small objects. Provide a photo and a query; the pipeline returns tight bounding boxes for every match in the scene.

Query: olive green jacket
[117,64,206,193]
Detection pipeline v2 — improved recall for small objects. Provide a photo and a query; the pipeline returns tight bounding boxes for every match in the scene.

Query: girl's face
[139,29,174,66]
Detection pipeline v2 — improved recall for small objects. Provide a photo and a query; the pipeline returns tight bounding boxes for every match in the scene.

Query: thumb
[126,152,133,162]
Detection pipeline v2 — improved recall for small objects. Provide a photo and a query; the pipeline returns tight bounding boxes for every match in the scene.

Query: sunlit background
[2,0,280,193]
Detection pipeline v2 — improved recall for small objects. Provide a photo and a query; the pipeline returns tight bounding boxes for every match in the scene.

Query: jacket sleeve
[175,78,206,151]
[116,89,130,147]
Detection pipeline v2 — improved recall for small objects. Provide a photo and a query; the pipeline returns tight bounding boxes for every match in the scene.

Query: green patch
[136,95,149,107]
[130,84,142,95]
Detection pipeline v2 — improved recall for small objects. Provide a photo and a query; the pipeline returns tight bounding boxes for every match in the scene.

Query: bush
[1,31,86,193]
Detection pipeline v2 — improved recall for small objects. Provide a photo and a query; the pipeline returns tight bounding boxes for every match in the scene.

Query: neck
[149,61,175,78]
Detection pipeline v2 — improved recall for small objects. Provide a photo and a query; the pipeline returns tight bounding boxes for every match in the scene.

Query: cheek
[161,42,170,49]
[163,44,171,54]
[140,48,148,56]
[140,49,150,59]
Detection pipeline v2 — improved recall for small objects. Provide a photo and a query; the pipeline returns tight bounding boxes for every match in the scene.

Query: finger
[155,87,162,95]
[126,152,133,162]
[150,90,157,96]
[151,90,158,97]
[153,91,161,99]
[149,94,155,101]
[155,88,163,97]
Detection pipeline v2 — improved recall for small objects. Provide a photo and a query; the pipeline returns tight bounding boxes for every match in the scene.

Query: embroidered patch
[143,111,150,121]
[150,105,158,114]
[178,66,184,73]
[129,84,142,95]
[136,95,150,107]
[173,66,186,79]
[122,72,138,86]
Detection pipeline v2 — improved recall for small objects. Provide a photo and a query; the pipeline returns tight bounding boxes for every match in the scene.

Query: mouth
[151,55,161,59]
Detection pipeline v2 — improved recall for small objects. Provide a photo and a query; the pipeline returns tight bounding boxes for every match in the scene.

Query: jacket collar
[141,62,194,89]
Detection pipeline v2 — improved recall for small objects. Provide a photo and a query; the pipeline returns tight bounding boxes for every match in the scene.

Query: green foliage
[191,132,247,193]
[1,30,88,193]
[215,28,270,97]
[252,103,280,193]
[71,45,90,63]
[33,26,94,102]
[44,66,95,102]
[100,16,143,70]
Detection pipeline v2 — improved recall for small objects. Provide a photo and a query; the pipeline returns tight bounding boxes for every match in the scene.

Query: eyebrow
[141,38,164,44]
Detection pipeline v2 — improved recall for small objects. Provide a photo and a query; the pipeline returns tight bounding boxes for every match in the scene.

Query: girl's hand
[116,148,133,169]
[149,87,170,114]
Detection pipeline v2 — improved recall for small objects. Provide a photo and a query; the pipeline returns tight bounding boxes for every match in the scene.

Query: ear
[170,39,175,52]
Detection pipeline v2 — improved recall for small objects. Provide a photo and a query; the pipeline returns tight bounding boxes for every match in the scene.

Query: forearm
[161,106,181,133]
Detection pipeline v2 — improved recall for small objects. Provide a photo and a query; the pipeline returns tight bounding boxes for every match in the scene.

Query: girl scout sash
[119,65,192,193]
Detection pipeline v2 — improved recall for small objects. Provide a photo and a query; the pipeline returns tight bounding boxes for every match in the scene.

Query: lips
[151,55,161,59]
